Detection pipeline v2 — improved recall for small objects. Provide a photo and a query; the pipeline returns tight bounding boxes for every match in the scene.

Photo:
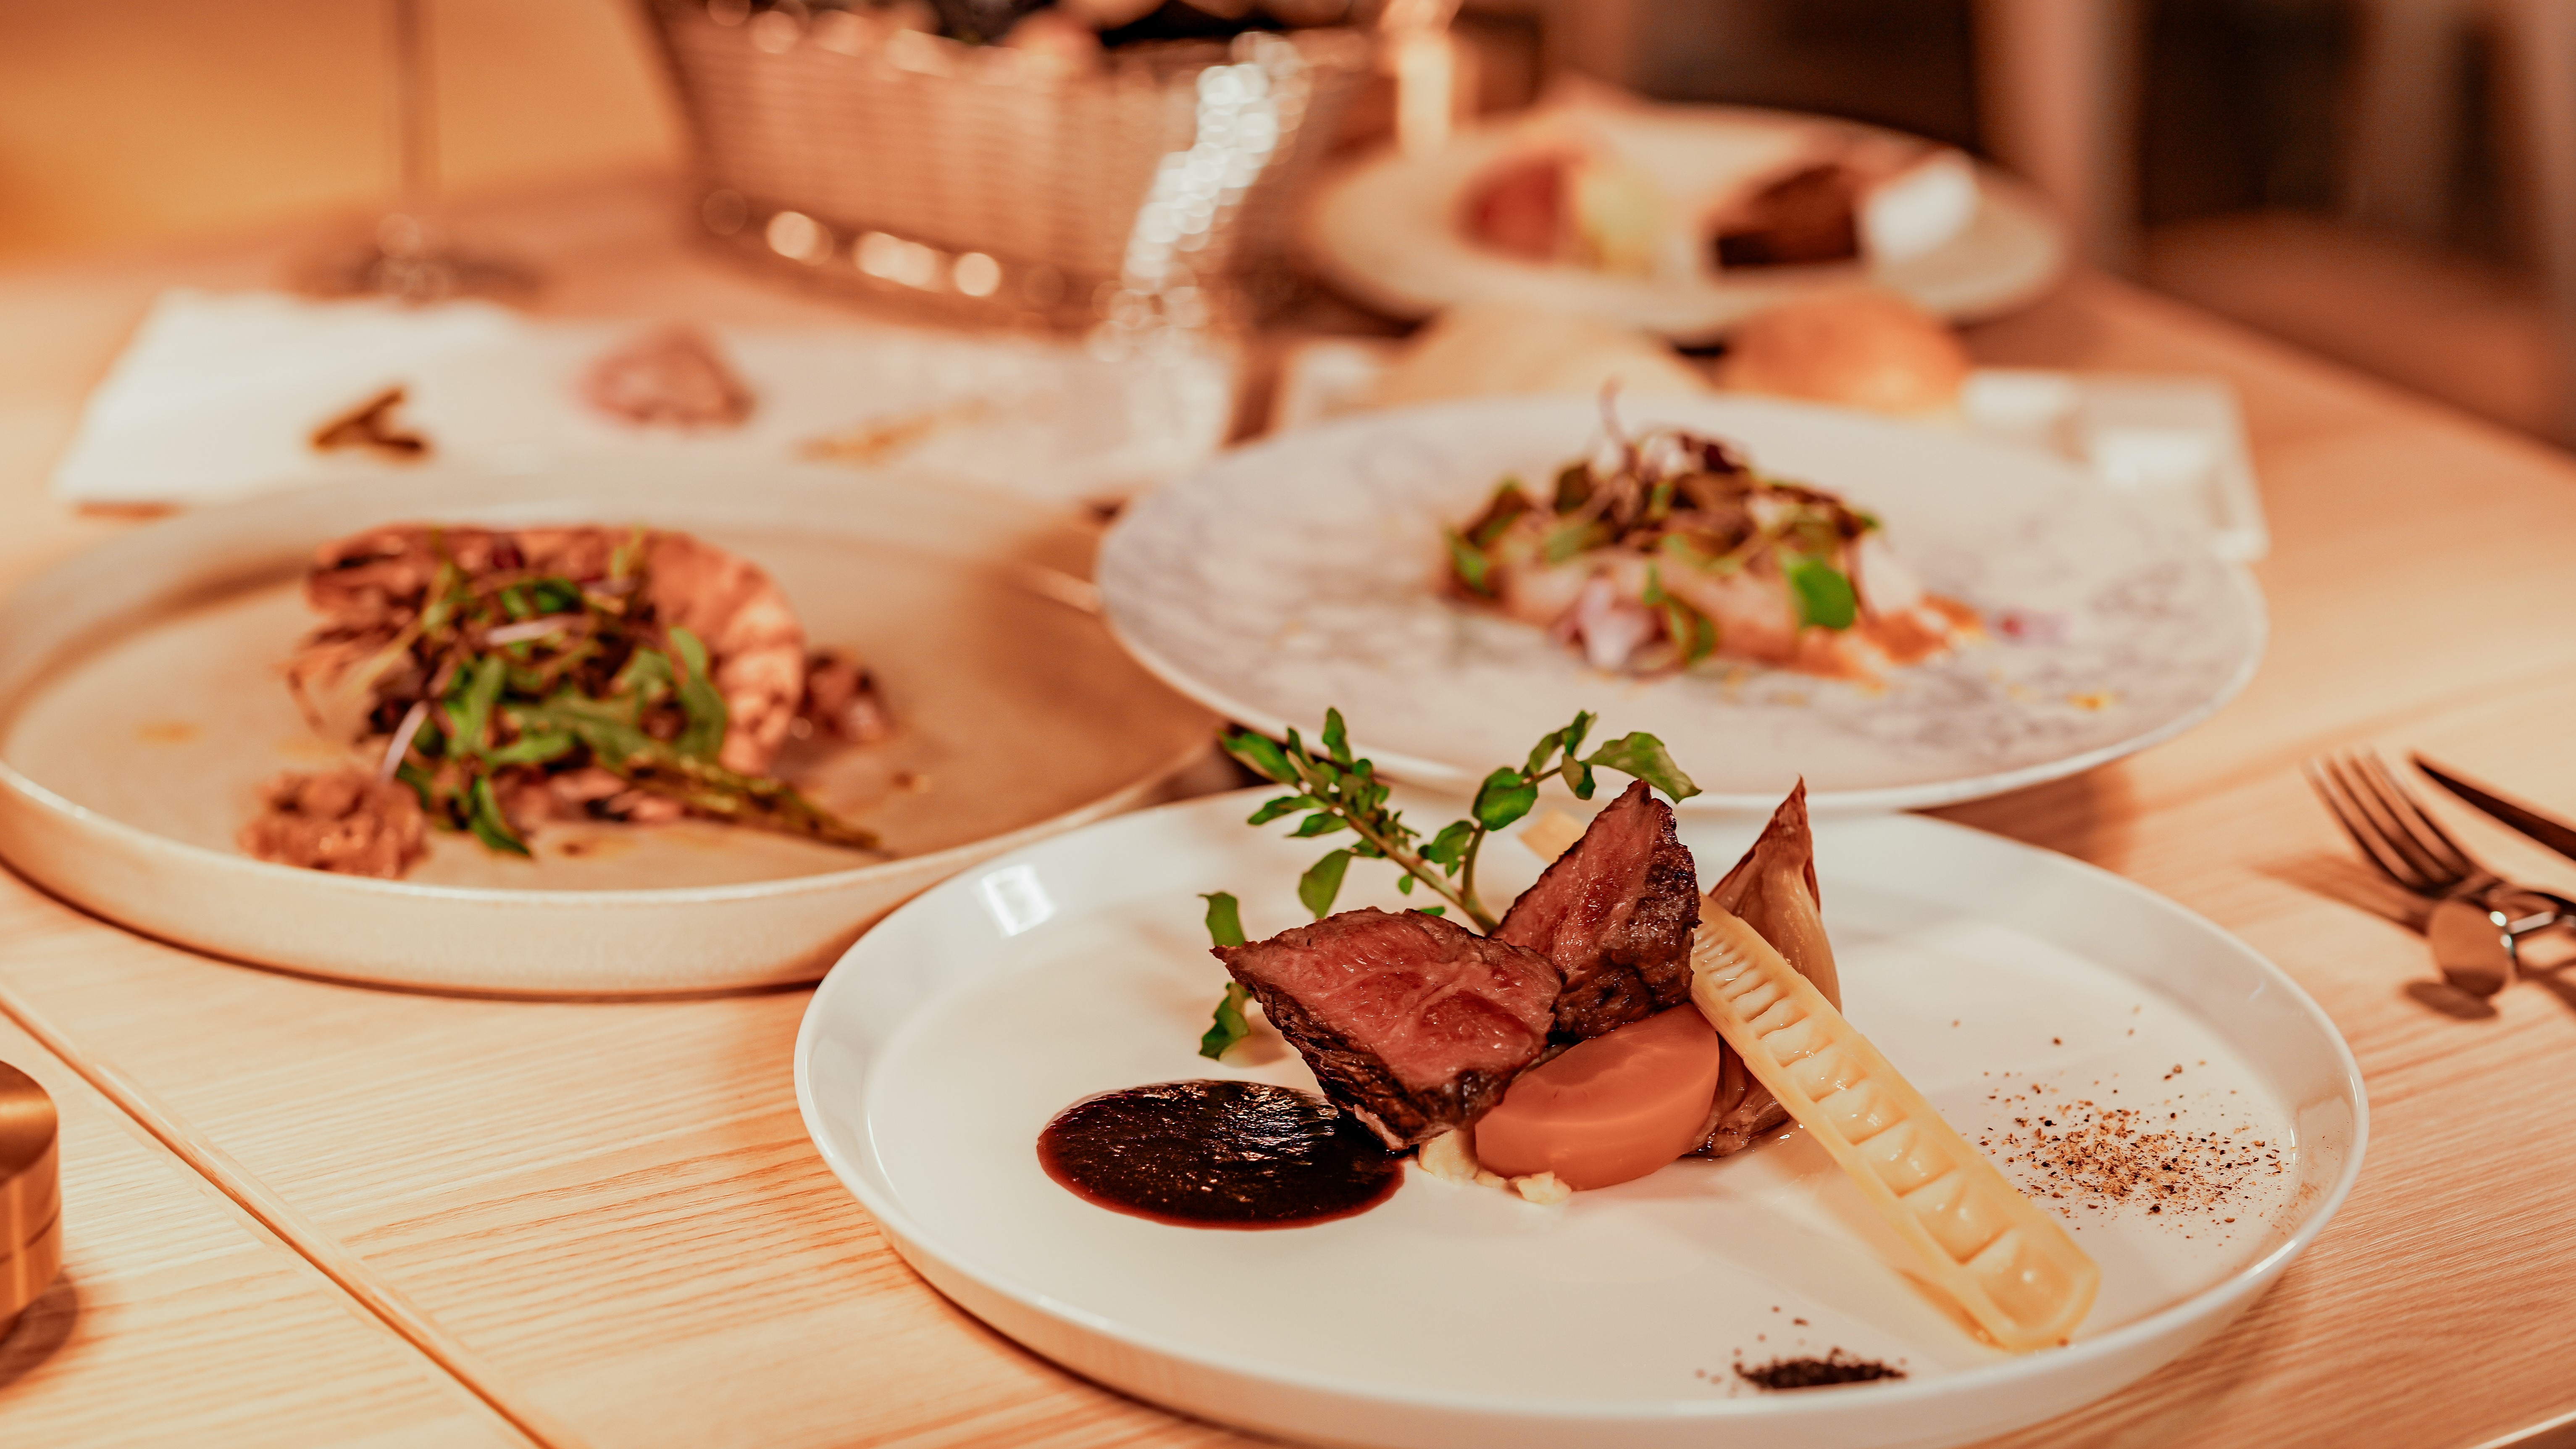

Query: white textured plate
[1302,106,2065,341]
[796,788,2363,1449]
[1099,395,2265,813]
[0,463,1214,994]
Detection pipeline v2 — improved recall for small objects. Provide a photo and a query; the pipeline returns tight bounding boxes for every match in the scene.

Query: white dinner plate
[1301,105,2065,342]
[0,462,1214,994]
[1098,394,2265,814]
[796,787,2364,1449]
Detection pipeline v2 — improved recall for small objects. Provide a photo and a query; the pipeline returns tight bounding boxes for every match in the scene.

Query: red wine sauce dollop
[1038,1080,1401,1228]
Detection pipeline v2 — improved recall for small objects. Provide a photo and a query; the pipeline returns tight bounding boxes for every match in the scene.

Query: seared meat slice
[1216,908,1560,1149]
[1494,779,1701,1039]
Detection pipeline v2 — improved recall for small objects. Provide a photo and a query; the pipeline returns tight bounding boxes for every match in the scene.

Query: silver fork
[2303,751,2573,996]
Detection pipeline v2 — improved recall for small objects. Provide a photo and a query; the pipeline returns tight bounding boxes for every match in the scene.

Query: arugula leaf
[441,655,508,757]
[1541,519,1611,565]
[1445,530,1494,596]
[466,774,530,856]
[1245,794,1317,826]
[1199,983,1254,1060]
[1290,812,1348,839]
[1222,729,1298,785]
[1472,767,1538,832]
[1583,733,1702,802]
[1660,596,1719,666]
[483,722,576,767]
[667,626,729,761]
[1464,481,1533,547]
[1419,819,1477,870]
[1783,554,1858,630]
[613,647,676,702]
[1321,707,1354,766]
[531,576,583,614]
[1200,890,1246,948]
[1559,756,1597,799]
[1298,848,1353,918]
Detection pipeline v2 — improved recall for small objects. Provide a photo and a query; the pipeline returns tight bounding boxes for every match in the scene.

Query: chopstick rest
[0,1060,60,1339]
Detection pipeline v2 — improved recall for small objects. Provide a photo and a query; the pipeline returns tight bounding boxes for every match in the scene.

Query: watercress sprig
[1195,708,1699,1059]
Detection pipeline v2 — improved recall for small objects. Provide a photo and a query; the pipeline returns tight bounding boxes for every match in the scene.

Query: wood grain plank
[0,1008,532,1448]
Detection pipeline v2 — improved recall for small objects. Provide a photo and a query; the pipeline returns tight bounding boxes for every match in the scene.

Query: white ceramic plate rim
[794,795,2368,1424]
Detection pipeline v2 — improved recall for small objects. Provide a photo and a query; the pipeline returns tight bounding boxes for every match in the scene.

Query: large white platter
[796,788,2364,1449]
[1302,105,2065,342]
[0,463,1214,995]
[1098,394,2266,814]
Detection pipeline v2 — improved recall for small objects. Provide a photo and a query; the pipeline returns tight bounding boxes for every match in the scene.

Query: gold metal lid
[0,1060,61,1331]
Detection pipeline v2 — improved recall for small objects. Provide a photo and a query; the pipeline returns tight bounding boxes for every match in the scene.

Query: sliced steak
[1216,907,1560,1149]
[1495,779,1701,1039]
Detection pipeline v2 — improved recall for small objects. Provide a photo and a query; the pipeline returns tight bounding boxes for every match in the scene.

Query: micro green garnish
[373,534,876,855]
[1441,409,1879,649]
[1197,891,1254,1059]
[1196,708,1698,1057]
[1224,708,1698,931]
[1782,554,1859,631]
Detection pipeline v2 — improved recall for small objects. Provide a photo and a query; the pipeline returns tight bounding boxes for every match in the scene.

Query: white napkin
[51,290,1238,508]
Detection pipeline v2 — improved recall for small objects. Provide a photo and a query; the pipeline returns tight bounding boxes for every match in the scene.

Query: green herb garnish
[367,534,875,856]
[1197,708,1698,1050]
[1197,891,1254,1060]
[1221,708,1698,933]
[1782,554,1859,631]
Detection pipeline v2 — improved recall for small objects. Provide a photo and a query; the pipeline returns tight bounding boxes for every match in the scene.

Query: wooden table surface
[2,175,2574,1449]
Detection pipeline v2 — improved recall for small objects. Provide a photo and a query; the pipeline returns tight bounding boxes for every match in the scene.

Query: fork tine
[2359,753,2483,879]
[2325,754,2451,887]
[2347,752,2479,890]
[2305,756,2431,893]
[2312,755,2430,889]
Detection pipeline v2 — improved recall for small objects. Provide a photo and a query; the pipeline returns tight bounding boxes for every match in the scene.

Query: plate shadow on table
[0,1273,79,1393]
[2253,852,2509,1020]
[1923,768,2137,864]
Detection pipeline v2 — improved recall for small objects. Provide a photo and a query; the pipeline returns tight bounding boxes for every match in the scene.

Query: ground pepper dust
[1976,1071,2283,1214]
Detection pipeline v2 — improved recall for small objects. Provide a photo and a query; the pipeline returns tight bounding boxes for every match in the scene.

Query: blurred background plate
[0,463,1216,995]
[1099,394,2263,814]
[1302,103,2066,342]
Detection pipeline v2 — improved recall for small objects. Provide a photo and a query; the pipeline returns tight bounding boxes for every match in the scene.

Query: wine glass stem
[392,0,436,221]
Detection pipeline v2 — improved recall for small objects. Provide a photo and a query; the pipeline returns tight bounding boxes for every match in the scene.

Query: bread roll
[1714,290,1969,416]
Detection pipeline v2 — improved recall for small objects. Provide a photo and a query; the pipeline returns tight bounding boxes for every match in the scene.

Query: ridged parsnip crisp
[1689,914,2100,1351]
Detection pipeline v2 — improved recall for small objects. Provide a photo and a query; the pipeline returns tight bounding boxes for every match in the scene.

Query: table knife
[2414,754,2576,865]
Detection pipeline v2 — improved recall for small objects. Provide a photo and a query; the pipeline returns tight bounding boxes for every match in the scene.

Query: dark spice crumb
[1735,1350,1907,1390]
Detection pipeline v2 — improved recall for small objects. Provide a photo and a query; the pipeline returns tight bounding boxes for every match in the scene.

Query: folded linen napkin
[51,290,1237,509]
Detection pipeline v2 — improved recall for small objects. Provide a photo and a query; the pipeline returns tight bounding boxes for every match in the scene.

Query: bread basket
[641,1,1374,331]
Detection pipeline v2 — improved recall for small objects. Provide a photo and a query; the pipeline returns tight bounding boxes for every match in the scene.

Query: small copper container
[0,1060,60,1339]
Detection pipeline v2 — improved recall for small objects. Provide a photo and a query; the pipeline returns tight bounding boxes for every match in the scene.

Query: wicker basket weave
[643,2,1374,328]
